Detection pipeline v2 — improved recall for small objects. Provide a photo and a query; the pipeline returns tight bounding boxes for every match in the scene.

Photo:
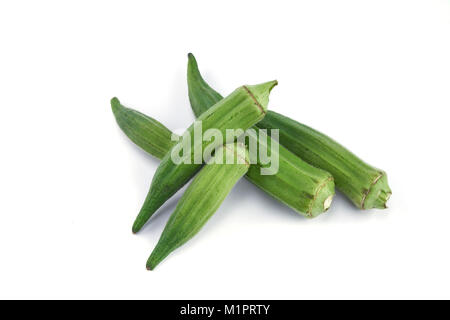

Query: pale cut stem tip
[385,193,391,202]
[324,195,333,211]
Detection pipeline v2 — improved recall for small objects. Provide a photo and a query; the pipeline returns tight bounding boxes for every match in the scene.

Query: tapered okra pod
[187,53,335,216]
[111,97,177,158]
[187,53,223,118]
[131,80,277,233]
[147,142,249,270]
[187,53,391,210]
[111,98,174,161]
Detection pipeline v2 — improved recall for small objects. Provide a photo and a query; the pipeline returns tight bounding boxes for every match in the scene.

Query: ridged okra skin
[111,97,177,158]
[131,80,277,233]
[257,112,391,209]
[187,53,335,216]
[111,100,174,161]
[147,143,249,270]
[245,129,334,216]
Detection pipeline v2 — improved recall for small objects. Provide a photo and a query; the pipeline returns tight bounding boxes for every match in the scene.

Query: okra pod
[111,97,177,159]
[131,80,277,233]
[111,99,174,161]
[147,142,249,270]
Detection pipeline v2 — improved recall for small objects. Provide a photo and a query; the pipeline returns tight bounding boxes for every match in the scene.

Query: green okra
[257,112,391,209]
[187,53,391,210]
[245,128,334,215]
[188,53,335,216]
[131,79,277,233]
[147,142,249,270]
[111,97,177,158]
[112,100,334,217]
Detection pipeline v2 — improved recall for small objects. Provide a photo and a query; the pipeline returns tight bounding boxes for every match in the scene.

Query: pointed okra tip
[187,52,200,76]
[146,258,154,271]
[132,219,144,234]
[146,247,167,271]
[244,80,278,113]
[187,52,197,66]
[110,97,122,115]
[146,261,156,271]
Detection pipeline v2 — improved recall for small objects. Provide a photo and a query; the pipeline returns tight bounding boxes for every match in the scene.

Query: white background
[1,0,449,299]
